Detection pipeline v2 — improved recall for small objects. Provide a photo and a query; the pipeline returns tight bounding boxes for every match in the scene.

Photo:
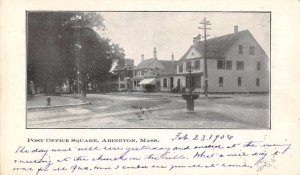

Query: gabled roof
[160,60,177,70]
[159,60,177,76]
[179,30,253,62]
[134,58,177,71]
[134,58,157,69]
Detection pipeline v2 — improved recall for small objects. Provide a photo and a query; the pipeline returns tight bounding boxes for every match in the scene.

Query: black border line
[26,11,271,130]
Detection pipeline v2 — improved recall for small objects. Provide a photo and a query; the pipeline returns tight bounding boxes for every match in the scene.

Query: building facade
[116,58,134,91]
[161,26,269,93]
[132,48,177,92]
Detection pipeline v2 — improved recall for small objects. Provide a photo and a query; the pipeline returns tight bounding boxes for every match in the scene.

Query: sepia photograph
[26,11,270,129]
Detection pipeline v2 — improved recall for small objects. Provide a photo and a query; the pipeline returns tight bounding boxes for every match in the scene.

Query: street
[27,93,270,129]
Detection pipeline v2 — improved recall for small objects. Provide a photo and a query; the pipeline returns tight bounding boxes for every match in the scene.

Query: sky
[98,12,270,66]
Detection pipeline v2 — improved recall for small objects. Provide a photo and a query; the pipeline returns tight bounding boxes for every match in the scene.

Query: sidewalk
[106,91,233,99]
[27,95,87,109]
[108,91,182,97]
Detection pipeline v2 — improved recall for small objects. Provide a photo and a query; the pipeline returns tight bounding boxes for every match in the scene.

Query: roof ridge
[207,29,249,41]
[160,60,174,62]
[178,30,251,62]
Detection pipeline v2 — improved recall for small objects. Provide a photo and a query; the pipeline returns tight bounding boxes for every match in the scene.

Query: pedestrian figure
[136,106,146,120]
[29,81,35,95]
[47,96,51,106]
[27,84,33,100]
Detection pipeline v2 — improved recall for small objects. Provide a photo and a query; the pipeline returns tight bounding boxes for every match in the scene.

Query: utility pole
[72,25,90,98]
[199,17,211,98]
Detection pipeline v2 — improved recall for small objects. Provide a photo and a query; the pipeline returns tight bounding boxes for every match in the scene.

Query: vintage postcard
[26,11,270,129]
[1,0,299,175]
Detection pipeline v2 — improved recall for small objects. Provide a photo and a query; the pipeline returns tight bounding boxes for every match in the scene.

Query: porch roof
[138,78,156,85]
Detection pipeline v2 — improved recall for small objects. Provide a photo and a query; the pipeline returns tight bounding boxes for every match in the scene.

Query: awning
[138,78,156,85]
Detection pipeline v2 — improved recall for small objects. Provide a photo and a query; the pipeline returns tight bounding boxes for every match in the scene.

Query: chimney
[153,47,157,59]
[234,25,238,33]
[193,34,201,43]
[171,53,174,62]
[141,54,144,62]
[193,37,197,43]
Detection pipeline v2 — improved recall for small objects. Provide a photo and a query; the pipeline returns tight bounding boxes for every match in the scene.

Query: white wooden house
[132,48,177,92]
[161,26,269,93]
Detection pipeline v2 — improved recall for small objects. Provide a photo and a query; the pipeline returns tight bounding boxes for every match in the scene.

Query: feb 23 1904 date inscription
[13,132,291,175]
[27,138,159,143]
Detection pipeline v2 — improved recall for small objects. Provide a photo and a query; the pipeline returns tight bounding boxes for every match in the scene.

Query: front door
[177,79,181,88]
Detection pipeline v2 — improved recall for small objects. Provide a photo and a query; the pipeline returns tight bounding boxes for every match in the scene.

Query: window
[196,76,201,88]
[239,45,243,54]
[217,60,225,69]
[137,81,140,87]
[179,64,183,73]
[170,77,174,88]
[191,52,195,56]
[186,61,191,70]
[133,81,137,87]
[249,46,255,55]
[141,69,144,76]
[226,60,232,70]
[219,77,223,87]
[256,78,260,87]
[163,78,168,88]
[152,69,156,75]
[120,75,124,81]
[257,62,261,70]
[120,84,125,88]
[238,77,242,86]
[194,60,200,69]
[237,61,244,70]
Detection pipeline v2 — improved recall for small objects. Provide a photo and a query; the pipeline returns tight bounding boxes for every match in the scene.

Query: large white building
[160,26,269,93]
